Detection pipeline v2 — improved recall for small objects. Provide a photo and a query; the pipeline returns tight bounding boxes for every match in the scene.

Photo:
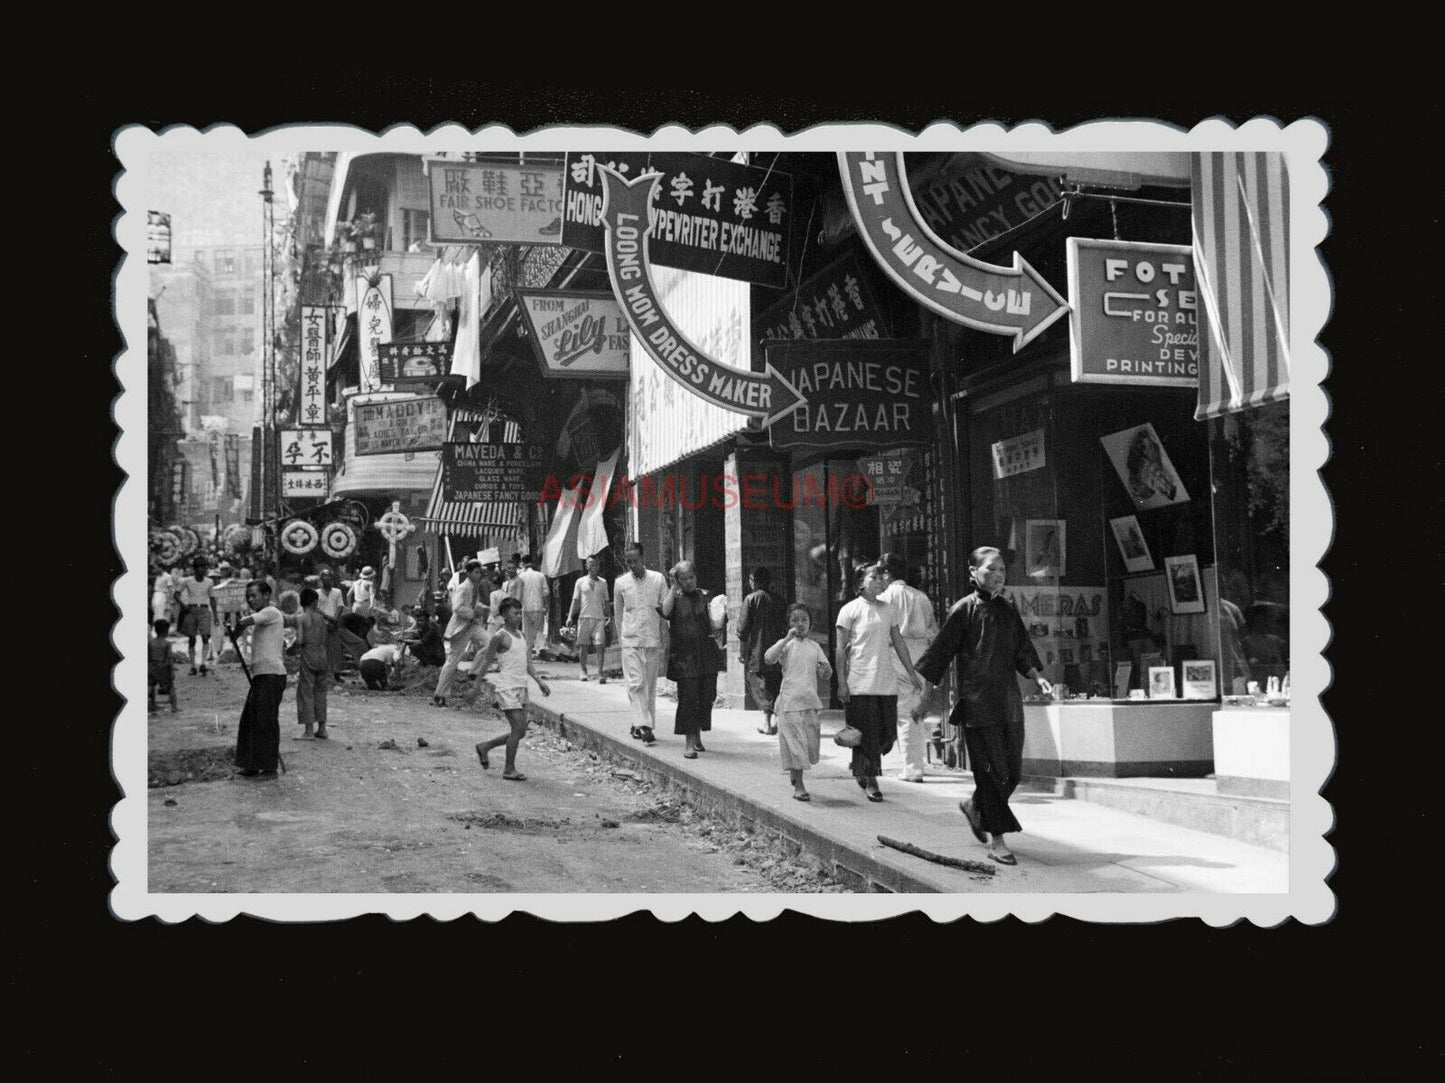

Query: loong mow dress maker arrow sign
[839,152,1069,350]
[598,166,807,426]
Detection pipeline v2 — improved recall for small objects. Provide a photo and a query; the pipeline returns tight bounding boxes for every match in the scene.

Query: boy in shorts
[474,598,551,781]
[149,619,178,713]
[567,554,611,683]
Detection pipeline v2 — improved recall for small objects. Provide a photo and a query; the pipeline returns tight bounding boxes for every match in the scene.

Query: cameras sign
[1067,238,1199,387]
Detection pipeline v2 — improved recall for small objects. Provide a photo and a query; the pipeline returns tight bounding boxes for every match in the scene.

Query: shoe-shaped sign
[839,152,1068,350]
[598,166,807,427]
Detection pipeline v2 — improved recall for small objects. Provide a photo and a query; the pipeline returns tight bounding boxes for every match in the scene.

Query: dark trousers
[359,659,390,690]
[846,694,897,778]
[964,713,1025,835]
[673,673,717,735]
[235,674,286,774]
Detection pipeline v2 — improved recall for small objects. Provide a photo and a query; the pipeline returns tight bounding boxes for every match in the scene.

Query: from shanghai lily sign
[598,166,807,427]
[838,152,1069,350]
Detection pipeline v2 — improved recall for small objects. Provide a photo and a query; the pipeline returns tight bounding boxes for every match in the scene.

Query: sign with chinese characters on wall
[428,159,565,246]
[377,341,450,386]
[354,396,448,456]
[516,290,630,379]
[283,470,329,499]
[857,447,921,507]
[281,429,333,467]
[1067,237,1198,387]
[991,428,1046,479]
[356,274,393,393]
[299,305,329,426]
[442,439,549,504]
[765,339,932,452]
[756,248,892,344]
[563,152,793,289]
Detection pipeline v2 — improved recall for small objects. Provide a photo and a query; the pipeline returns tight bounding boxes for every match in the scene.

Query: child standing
[149,619,179,713]
[289,587,331,740]
[764,604,833,801]
[474,598,550,781]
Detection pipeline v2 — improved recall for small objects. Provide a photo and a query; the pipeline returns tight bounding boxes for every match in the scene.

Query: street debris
[878,835,996,876]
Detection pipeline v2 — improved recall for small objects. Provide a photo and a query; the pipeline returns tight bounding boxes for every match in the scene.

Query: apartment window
[214,290,236,316]
[402,209,432,252]
[215,249,236,275]
[239,327,255,354]
[214,329,236,355]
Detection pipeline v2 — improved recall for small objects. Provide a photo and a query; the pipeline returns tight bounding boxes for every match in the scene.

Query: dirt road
[147,659,849,893]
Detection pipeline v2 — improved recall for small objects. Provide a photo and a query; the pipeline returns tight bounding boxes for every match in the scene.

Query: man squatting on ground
[433,559,489,708]
[912,546,1053,865]
[614,542,668,746]
[229,580,298,779]
[474,597,551,780]
[568,554,611,683]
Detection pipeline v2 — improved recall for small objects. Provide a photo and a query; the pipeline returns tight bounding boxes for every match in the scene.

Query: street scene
[135,131,1304,903]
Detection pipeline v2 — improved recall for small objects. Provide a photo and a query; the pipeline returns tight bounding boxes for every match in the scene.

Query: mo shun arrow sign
[839,152,1069,350]
[598,166,807,427]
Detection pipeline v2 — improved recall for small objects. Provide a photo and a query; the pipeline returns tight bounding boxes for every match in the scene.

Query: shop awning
[330,449,440,499]
[1191,152,1291,420]
[417,411,526,538]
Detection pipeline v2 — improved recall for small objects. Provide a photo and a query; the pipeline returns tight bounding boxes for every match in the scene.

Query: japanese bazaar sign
[356,274,393,393]
[598,167,807,427]
[516,290,630,380]
[377,341,450,386]
[441,439,549,504]
[764,339,931,452]
[299,306,329,426]
[565,152,794,289]
[428,159,566,246]
[756,248,893,345]
[1066,237,1199,387]
[838,152,1068,349]
[354,396,448,456]
[281,429,333,467]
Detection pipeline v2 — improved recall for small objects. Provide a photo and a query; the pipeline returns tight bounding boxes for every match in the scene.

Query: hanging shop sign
[377,341,450,386]
[354,395,448,457]
[281,429,333,468]
[516,290,630,380]
[907,154,1065,254]
[857,448,921,507]
[300,305,329,425]
[428,159,565,246]
[441,439,549,504]
[598,167,806,426]
[356,274,393,393]
[224,434,241,500]
[566,152,794,289]
[757,248,892,345]
[1067,237,1199,387]
[991,428,1046,479]
[838,152,1068,350]
[283,470,329,499]
[764,339,931,452]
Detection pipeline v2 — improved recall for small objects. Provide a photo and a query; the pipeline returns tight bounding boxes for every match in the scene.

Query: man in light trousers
[517,554,550,656]
[614,542,667,746]
[879,552,939,782]
[432,559,489,708]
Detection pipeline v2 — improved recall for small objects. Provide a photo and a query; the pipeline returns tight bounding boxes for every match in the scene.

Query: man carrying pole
[228,580,297,780]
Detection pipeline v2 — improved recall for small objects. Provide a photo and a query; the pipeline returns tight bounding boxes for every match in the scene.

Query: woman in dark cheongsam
[661,561,724,760]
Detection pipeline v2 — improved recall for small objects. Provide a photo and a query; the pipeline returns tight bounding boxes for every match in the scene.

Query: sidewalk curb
[527,700,949,893]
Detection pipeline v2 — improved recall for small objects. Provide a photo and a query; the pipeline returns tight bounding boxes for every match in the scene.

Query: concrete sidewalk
[524,664,1288,894]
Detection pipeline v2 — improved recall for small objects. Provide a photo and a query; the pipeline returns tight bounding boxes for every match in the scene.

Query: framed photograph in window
[1109,514,1155,573]
[1025,519,1066,578]
[1148,665,1177,700]
[1164,554,1207,614]
[1182,659,1218,700]
[1100,423,1190,510]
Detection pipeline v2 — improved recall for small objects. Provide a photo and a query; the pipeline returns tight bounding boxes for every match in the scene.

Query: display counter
[1021,700,1216,778]
[1211,707,1289,799]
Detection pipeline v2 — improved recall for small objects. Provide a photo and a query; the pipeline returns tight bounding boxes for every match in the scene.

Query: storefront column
[720,450,746,708]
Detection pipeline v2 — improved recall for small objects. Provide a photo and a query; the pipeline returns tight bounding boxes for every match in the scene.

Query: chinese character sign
[283,470,329,498]
[355,276,393,393]
[428,161,565,245]
[563,152,794,288]
[377,341,450,385]
[991,429,1046,479]
[757,249,892,344]
[299,305,329,426]
[282,429,333,467]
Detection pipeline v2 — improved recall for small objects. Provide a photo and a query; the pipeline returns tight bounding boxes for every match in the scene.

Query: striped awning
[418,412,526,537]
[1192,152,1291,420]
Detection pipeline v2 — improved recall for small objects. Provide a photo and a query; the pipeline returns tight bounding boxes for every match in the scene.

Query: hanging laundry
[449,253,481,387]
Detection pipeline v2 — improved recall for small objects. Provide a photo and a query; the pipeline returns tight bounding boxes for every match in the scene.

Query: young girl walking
[763,604,833,801]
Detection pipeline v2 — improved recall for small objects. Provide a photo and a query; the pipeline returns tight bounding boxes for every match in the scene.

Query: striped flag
[1191,152,1291,420]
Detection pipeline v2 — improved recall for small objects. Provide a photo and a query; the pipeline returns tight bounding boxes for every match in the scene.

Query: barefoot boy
[474,597,550,781]
[149,619,179,713]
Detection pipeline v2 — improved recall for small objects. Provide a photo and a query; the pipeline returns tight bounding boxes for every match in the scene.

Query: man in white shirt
[878,552,940,783]
[359,641,405,690]
[516,554,550,657]
[614,542,667,745]
[432,560,488,708]
[568,554,611,683]
[177,559,217,676]
[230,580,297,779]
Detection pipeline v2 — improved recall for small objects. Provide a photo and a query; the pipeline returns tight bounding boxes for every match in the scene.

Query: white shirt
[250,606,288,676]
[488,628,530,690]
[768,637,831,713]
[615,569,667,647]
[177,576,214,608]
[350,578,376,608]
[518,567,548,611]
[836,597,901,696]
[572,575,610,620]
[361,643,402,665]
[317,587,344,619]
[879,580,936,679]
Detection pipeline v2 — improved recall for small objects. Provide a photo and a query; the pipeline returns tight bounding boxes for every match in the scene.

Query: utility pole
[260,162,276,553]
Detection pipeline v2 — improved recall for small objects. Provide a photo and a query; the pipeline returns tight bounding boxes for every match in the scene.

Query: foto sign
[441,440,549,504]
[565,152,793,289]
[517,290,630,380]
[428,159,565,246]
[354,396,448,457]
[283,470,329,498]
[765,339,931,452]
[281,429,333,467]
[378,341,450,386]
[1067,237,1199,386]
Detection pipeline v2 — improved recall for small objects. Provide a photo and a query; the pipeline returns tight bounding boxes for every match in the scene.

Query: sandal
[989,852,1018,866]
[793,792,811,802]
[867,790,884,802]
[958,800,988,844]
[683,750,698,760]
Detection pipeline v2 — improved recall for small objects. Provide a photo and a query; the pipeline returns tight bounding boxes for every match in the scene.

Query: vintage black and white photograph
[112,120,1331,925]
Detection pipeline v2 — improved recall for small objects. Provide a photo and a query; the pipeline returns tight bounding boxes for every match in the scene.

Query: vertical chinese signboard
[356,274,393,393]
[299,305,329,426]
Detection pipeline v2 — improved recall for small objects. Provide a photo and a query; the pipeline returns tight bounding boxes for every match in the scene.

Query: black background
[50,66,1430,1075]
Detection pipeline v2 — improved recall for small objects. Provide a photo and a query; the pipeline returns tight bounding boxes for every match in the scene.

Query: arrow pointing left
[598,166,807,427]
